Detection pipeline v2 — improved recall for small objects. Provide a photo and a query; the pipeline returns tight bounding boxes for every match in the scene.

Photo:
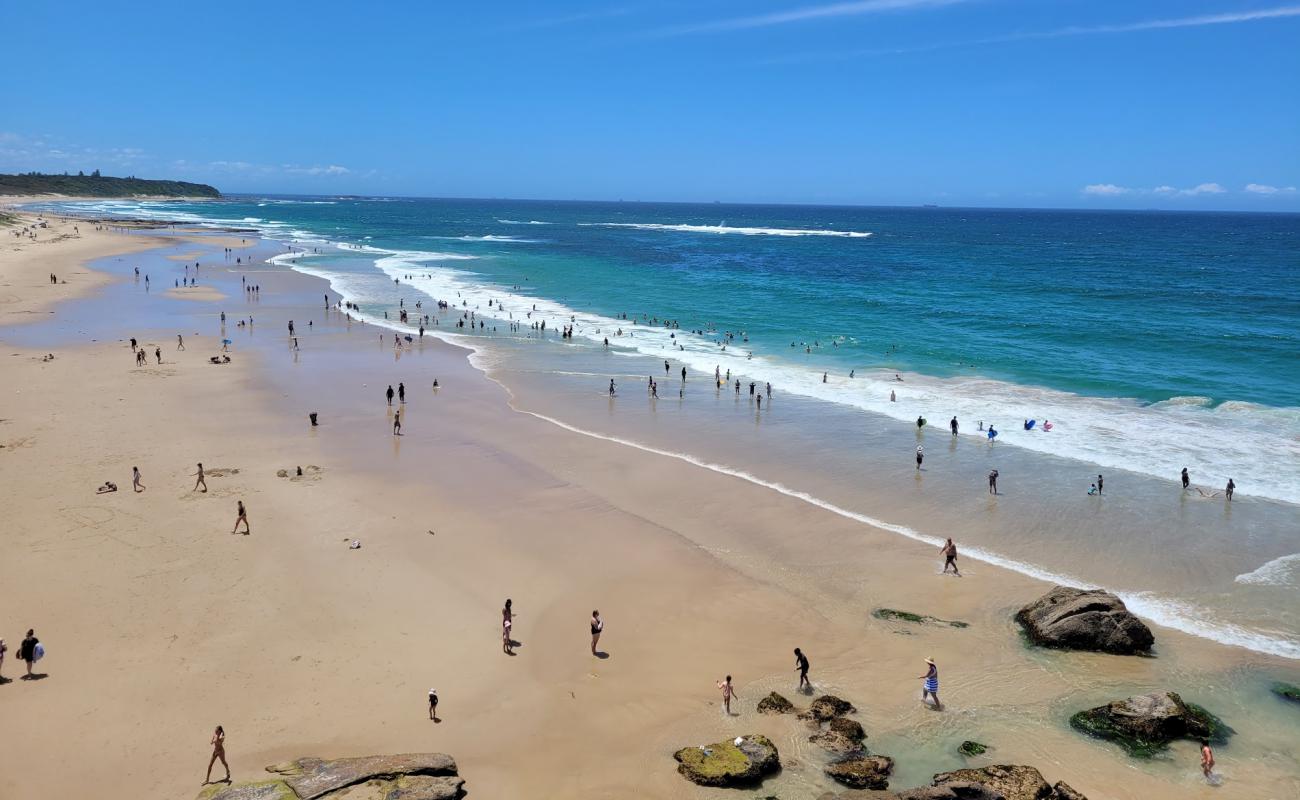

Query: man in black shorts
[794,647,810,691]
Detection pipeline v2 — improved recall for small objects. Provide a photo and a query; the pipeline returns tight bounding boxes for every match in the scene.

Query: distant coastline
[0,171,219,199]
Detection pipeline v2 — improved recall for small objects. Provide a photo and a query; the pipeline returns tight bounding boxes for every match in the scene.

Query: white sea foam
[1235,553,1300,587]
[428,235,541,243]
[496,219,552,225]
[581,222,874,237]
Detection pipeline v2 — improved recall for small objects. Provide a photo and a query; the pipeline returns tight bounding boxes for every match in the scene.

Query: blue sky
[2,0,1298,209]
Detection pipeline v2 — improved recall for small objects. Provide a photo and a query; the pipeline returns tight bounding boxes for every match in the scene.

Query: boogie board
[33,642,45,662]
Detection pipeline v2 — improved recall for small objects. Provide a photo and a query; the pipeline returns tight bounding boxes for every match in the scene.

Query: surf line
[484,375,1300,661]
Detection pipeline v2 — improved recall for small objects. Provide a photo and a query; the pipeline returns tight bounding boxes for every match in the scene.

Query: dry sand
[0,225,1295,800]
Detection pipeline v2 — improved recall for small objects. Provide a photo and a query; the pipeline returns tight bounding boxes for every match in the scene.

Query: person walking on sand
[502,599,516,655]
[386,385,394,406]
[609,379,616,397]
[398,382,405,403]
[232,501,249,535]
[192,463,207,493]
[428,689,439,721]
[950,416,959,436]
[794,648,811,691]
[590,610,603,655]
[717,675,738,715]
[133,466,145,493]
[941,538,961,576]
[1097,474,1104,495]
[1181,467,1190,490]
[19,629,39,679]
[918,657,942,710]
[988,469,999,495]
[205,725,230,785]
[916,445,924,470]
[0,637,6,683]
[393,409,402,435]
[1200,739,1216,781]
[177,334,185,351]
[1226,478,1235,501]
[155,346,162,365]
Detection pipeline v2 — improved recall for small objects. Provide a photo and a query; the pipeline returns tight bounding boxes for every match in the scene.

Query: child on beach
[1200,739,1216,781]
[917,657,942,710]
[717,675,738,715]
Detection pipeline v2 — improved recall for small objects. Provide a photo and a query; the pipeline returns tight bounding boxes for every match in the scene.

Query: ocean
[28,196,1300,658]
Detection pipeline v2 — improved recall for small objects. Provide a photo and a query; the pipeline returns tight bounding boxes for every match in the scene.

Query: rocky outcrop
[757,691,795,714]
[799,694,856,722]
[1273,682,1300,705]
[673,734,780,787]
[1050,781,1088,800]
[825,754,894,790]
[874,608,970,629]
[932,765,1051,800]
[1015,587,1153,655]
[1070,691,1233,757]
[810,716,868,754]
[893,784,1005,800]
[196,754,464,800]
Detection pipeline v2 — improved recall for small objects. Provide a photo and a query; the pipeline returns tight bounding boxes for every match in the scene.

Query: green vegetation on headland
[0,171,219,198]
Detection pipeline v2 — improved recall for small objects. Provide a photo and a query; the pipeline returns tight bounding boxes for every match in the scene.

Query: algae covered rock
[893,784,1004,800]
[673,734,780,787]
[799,694,855,722]
[197,782,297,800]
[958,740,988,757]
[1069,691,1232,757]
[1272,682,1300,705]
[197,753,465,800]
[874,608,970,629]
[828,716,866,741]
[824,754,894,790]
[757,691,796,714]
[932,764,1051,800]
[1015,586,1153,655]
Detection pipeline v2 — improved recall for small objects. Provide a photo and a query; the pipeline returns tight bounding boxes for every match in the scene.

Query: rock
[810,729,865,755]
[825,754,894,790]
[829,716,866,741]
[1050,782,1087,800]
[1015,586,1153,655]
[1272,682,1300,705]
[932,765,1051,800]
[958,741,988,757]
[264,754,461,800]
[195,754,464,800]
[873,608,970,629]
[757,691,796,714]
[799,694,856,722]
[894,784,1005,800]
[1069,691,1232,757]
[673,734,780,787]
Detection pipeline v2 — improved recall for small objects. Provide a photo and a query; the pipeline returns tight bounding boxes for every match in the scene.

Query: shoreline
[1,223,1297,799]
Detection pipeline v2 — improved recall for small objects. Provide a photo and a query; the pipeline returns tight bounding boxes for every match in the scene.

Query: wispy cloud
[1085,182,1232,197]
[1083,183,1131,196]
[765,4,1300,63]
[1245,182,1297,194]
[654,0,967,37]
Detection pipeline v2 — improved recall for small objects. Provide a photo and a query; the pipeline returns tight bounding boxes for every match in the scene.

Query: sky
[1,0,1298,210]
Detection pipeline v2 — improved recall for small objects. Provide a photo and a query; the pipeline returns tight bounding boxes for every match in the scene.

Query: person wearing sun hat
[917,656,941,710]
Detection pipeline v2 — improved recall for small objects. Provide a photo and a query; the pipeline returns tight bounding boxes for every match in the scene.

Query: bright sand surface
[0,221,1297,799]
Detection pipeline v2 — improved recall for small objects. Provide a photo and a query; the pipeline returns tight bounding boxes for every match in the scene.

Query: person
[916,415,925,429]
[155,346,162,365]
[398,382,405,403]
[1097,474,1103,495]
[205,725,230,785]
[717,675,737,715]
[609,379,616,397]
[1181,467,1190,489]
[19,629,39,679]
[1088,483,1098,496]
[1226,478,1235,501]
[988,469,999,495]
[177,334,185,351]
[0,637,6,682]
[918,657,941,710]
[681,366,687,382]
[794,648,810,691]
[987,425,997,441]
[133,466,145,493]
[916,445,924,470]
[393,409,402,435]
[192,463,207,493]
[502,599,515,655]
[940,538,960,576]
[950,416,958,436]
[386,385,395,406]
[1200,739,1215,780]
[232,501,249,535]
[590,610,603,655]
[890,389,896,402]
[428,689,440,721]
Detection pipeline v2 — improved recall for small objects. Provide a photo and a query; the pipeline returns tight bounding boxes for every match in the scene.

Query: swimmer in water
[916,445,924,470]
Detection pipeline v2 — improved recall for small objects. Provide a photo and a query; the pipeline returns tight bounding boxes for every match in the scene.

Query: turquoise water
[40,197,1300,505]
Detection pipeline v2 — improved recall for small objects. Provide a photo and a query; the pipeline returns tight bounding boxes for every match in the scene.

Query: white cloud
[1245,183,1297,195]
[1083,183,1131,196]
[1152,185,1178,195]
[1183,182,1226,195]
[657,0,967,35]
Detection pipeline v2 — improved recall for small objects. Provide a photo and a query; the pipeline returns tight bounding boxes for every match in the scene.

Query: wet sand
[0,226,1296,799]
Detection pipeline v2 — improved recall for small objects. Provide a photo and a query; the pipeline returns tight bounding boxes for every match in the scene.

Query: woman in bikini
[192,463,207,493]
[717,675,738,715]
[590,610,603,655]
[205,725,230,785]
[917,657,942,710]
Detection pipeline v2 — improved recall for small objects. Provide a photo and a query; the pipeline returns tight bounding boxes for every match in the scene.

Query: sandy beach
[1,215,1297,800]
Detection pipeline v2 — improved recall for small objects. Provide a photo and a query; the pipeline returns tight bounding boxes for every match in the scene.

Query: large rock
[757,691,795,714]
[1051,782,1088,800]
[811,716,868,754]
[1015,586,1153,655]
[799,694,856,722]
[196,754,464,800]
[893,784,1006,800]
[673,734,780,787]
[825,754,894,790]
[1069,691,1232,757]
[932,765,1051,800]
